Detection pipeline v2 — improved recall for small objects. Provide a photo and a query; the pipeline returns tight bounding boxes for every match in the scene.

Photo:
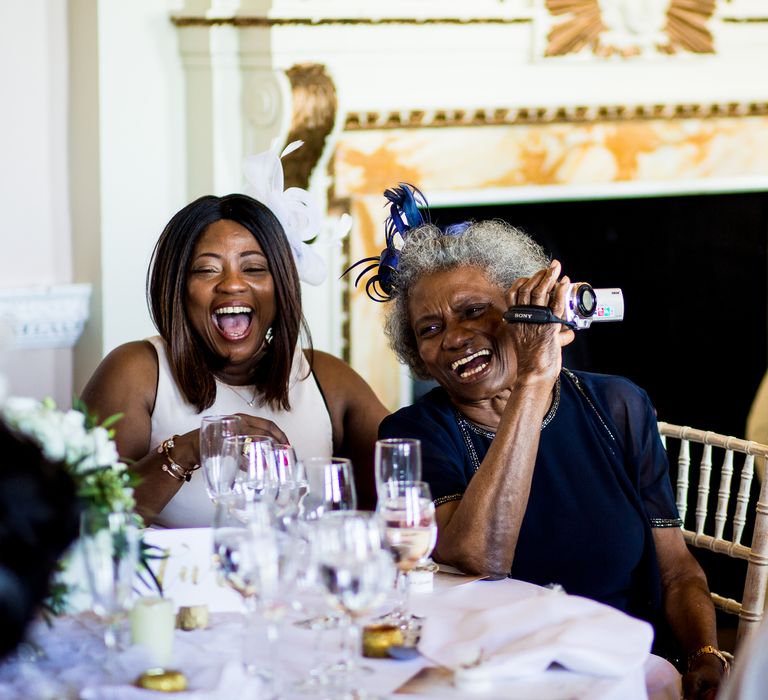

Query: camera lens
[576,284,597,317]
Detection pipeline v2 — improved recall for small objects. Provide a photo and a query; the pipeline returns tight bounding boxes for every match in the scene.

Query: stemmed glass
[200,415,242,503]
[314,512,396,699]
[374,439,422,501]
[212,499,279,689]
[289,527,339,693]
[80,510,140,675]
[302,457,357,520]
[273,443,307,524]
[226,435,278,520]
[377,481,437,630]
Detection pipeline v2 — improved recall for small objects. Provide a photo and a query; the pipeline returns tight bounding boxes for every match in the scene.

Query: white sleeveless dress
[147,336,333,528]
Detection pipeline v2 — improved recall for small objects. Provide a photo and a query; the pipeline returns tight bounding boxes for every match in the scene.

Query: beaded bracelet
[157,436,200,483]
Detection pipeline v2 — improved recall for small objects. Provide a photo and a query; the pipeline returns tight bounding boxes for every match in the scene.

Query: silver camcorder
[565,283,624,330]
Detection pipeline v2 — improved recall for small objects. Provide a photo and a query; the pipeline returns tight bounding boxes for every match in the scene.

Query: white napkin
[418,585,653,681]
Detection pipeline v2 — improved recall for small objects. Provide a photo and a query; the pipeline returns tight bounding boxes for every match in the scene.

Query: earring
[265,327,274,344]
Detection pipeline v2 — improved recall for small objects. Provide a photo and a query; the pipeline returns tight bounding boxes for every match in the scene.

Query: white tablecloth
[0,528,681,700]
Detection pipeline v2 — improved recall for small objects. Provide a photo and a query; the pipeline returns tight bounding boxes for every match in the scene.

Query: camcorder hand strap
[503,305,577,331]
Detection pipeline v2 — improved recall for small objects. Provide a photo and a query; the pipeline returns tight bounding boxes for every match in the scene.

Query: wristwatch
[687,645,730,676]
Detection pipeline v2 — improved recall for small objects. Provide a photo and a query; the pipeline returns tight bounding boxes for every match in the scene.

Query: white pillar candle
[130,596,175,668]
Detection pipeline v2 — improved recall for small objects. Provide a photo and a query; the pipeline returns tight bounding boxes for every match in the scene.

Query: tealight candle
[130,596,175,668]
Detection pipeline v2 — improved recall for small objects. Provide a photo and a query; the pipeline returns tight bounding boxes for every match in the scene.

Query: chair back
[658,422,768,648]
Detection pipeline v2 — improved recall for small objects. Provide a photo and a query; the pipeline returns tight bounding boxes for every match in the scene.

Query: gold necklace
[222,382,258,408]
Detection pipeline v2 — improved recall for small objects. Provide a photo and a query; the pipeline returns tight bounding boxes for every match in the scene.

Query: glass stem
[394,569,409,626]
[264,615,280,698]
[103,616,119,677]
[242,597,259,676]
[345,616,362,698]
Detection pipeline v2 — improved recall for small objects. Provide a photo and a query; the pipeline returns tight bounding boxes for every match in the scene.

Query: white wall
[70,0,188,393]
[0,0,74,405]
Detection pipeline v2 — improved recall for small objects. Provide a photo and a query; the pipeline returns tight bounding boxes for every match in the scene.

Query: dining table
[0,527,682,700]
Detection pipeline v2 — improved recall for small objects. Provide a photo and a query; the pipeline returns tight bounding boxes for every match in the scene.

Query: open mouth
[212,305,253,341]
[451,349,491,379]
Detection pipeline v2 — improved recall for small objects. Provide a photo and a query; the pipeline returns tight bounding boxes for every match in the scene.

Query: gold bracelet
[687,645,730,676]
[157,436,200,483]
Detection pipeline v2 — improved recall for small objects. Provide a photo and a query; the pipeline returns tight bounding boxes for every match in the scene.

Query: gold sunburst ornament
[544,0,716,58]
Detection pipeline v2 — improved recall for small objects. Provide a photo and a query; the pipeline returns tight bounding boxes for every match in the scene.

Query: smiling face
[185,219,276,378]
[408,266,517,408]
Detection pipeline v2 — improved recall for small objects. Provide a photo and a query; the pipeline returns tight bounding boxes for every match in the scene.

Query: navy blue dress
[379,369,681,634]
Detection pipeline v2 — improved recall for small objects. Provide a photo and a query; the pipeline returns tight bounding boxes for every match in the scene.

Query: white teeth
[215,306,252,315]
[451,349,490,372]
[459,361,489,378]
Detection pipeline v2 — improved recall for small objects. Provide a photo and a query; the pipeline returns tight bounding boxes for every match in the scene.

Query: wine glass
[80,510,140,675]
[212,499,279,686]
[377,481,437,630]
[200,415,243,503]
[314,512,395,698]
[374,439,422,501]
[289,526,341,693]
[227,435,278,512]
[302,457,357,520]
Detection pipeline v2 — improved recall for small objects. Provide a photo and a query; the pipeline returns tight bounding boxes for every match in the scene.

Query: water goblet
[377,481,437,630]
[302,457,357,520]
[374,439,422,501]
[315,512,395,699]
[200,415,243,503]
[80,510,140,675]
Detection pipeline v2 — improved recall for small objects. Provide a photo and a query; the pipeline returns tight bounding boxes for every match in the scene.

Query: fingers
[507,260,565,309]
[235,413,289,444]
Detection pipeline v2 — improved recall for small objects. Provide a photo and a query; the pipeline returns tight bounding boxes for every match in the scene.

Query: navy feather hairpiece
[342,183,429,302]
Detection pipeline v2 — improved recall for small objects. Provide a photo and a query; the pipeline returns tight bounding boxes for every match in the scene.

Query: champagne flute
[315,512,395,699]
[200,415,242,502]
[80,510,140,675]
[377,481,437,630]
[374,439,422,501]
[302,457,357,520]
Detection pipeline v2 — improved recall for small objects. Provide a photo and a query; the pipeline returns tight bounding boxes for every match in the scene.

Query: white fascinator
[243,140,348,286]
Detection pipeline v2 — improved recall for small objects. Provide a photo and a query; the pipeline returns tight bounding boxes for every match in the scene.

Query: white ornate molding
[0,284,92,350]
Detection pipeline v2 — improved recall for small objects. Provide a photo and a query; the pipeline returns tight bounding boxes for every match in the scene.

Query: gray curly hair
[384,219,550,379]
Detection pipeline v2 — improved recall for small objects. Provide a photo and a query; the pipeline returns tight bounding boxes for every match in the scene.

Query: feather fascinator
[343,183,429,301]
[243,140,347,285]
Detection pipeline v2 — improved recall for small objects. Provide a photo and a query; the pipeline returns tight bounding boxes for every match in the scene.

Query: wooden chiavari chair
[658,422,768,653]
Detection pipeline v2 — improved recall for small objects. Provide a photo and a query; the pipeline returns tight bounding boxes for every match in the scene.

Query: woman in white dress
[81,192,387,526]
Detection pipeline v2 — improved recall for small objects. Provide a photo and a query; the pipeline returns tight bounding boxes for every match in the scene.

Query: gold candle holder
[176,604,209,631]
[362,623,404,658]
[135,668,188,692]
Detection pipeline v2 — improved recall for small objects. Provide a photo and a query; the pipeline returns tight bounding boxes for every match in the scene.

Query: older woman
[81,191,386,526]
[361,187,725,700]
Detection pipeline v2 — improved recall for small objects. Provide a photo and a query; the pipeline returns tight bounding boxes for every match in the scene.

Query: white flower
[243,140,331,286]
[1,397,124,473]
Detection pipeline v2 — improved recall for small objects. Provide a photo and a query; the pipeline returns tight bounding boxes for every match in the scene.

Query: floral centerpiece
[0,396,152,614]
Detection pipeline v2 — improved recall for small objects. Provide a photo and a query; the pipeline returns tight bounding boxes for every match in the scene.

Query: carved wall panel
[544,0,716,58]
